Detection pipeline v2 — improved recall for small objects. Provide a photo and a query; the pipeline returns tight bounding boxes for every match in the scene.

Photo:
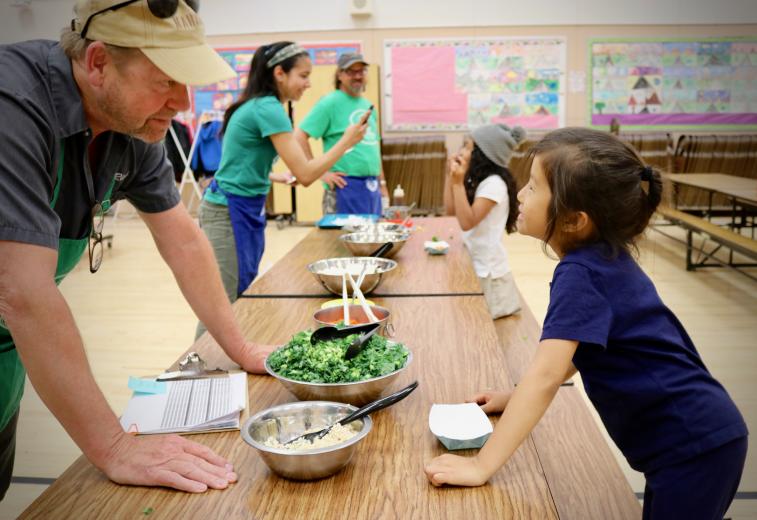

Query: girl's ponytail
[640,165,662,213]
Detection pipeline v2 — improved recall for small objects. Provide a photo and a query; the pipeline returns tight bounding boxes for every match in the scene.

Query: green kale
[268,330,409,383]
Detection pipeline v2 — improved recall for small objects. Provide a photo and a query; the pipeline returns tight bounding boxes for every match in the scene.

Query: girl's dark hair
[527,127,663,257]
[222,41,308,134]
[465,144,519,234]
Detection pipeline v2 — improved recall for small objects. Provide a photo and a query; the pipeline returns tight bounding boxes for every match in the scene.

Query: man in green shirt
[295,53,389,216]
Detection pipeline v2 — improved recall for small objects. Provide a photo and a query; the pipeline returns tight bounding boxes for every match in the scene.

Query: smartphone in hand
[359,104,374,125]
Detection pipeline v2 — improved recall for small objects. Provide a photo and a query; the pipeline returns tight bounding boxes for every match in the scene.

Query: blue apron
[336,176,382,216]
[208,179,267,295]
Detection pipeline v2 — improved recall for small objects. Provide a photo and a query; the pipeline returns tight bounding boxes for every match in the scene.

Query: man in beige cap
[0,0,273,498]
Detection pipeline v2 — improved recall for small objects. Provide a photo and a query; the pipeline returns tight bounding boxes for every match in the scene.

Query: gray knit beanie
[470,124,527,168]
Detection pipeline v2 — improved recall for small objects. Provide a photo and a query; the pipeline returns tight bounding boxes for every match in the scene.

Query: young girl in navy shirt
[425,127,747,519]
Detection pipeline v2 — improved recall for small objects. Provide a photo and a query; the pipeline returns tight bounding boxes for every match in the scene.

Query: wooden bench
[494,298,641,520]
[654,206,757,279]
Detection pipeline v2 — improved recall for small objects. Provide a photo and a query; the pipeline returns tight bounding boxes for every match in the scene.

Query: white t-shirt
[462,175,510,278]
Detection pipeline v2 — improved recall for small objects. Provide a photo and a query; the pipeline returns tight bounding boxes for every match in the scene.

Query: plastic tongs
[310,321,381,346]
[155,352,228,382]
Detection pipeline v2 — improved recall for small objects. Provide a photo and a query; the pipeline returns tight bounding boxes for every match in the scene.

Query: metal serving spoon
[283,381,419,446]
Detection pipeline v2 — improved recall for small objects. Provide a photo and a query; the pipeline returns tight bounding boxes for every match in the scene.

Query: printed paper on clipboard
[119,371,248,435]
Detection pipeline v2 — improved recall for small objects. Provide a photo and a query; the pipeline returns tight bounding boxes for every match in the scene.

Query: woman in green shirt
[198,42,367,335]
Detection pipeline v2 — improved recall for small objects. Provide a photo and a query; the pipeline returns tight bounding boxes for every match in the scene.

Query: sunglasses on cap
[76,0,199,39]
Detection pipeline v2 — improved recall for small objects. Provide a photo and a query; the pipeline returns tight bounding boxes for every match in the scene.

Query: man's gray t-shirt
[0,40,180,250]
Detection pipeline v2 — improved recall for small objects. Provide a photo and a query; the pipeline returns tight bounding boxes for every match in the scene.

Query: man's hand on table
[101,433,237,493]
[238,341,278,374]
[424,453,491,487]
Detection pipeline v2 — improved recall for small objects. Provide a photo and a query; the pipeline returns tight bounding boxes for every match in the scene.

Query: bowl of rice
[241,400,372,480]
[265,330,412,406]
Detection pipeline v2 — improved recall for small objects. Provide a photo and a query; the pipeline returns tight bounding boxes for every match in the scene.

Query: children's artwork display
[192,42,362,116]
[383,37,566,132]
[590,38,757,130]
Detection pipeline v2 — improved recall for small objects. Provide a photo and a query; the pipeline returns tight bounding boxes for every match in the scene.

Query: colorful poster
[590,38,757,130]
[191,42,362,118]
[383,37,566,132]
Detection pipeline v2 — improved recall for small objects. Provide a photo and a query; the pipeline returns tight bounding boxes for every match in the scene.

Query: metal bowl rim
[306,257,398,274]
[265,344,413,388]
[241,400,373,455]
[312,304,391,323]
[338,232,410,243]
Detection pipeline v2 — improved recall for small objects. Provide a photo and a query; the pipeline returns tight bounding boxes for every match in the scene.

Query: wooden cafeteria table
[665,173,757,207]
[22,296,560,519]
[243,216,483,297]
[21,217,640,519]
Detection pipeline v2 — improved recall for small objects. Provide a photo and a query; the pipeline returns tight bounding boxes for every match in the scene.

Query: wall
[2,2,754,151]
[208,23,757,151]
[2,0,757,42]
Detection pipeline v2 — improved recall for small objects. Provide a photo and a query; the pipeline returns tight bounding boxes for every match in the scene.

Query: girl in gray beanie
[443,124,526,318]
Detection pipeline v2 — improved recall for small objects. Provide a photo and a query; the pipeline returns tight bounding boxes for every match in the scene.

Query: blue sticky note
[128,376,167,395]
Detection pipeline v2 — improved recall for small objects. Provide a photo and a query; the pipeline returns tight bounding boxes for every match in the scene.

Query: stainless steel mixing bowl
[307,257,397,296]
[339,231,409,258]
[241,401,372,480]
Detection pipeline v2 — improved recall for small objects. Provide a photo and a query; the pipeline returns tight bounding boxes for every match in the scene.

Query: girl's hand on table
[466,390,511,414]
[239,341,278,374]
[424,453,490,487]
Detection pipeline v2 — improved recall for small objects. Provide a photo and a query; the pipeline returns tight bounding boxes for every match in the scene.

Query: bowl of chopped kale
[265,330,412,406]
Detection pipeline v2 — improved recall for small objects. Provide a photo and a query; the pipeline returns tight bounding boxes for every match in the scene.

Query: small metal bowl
[307,257,397,296]
[339,232,409,258]
[313,304,394,337]
[343,222,409,234]
[241,401,372,480]
[265,345,413,406]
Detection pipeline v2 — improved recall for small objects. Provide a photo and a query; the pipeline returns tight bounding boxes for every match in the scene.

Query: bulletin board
[191,42,362,115]
[589,37,757,130]
[383,37,566,132]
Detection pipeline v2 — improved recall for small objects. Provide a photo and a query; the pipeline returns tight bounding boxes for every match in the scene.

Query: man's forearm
[156,218,247,361]
[451,183,476,229]
[9,285,125,470]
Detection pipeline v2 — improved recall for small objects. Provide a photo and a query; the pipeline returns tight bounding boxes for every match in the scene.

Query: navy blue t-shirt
[541,244,747,473]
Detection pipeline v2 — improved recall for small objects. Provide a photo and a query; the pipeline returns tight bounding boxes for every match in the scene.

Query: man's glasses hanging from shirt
[76,0,200,39]
[88,203,105,273]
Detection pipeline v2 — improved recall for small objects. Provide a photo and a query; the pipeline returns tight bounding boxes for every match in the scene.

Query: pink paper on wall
[391,46,468,124]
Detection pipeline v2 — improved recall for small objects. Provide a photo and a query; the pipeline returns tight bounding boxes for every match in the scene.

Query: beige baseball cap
[71,0,236,86]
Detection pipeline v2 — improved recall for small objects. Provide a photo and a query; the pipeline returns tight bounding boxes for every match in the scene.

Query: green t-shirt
[204,95,292,205]
[299,90,381,183]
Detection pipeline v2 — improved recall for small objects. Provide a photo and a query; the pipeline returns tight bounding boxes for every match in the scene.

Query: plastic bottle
[392,184,405,206]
